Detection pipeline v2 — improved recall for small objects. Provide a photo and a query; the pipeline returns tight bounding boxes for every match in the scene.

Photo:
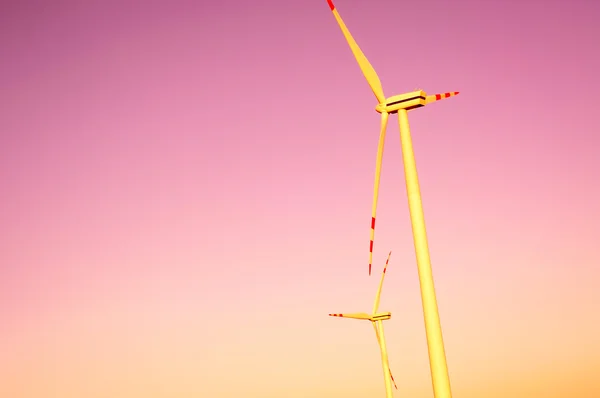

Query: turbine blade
[373,322,398,390]
[389,369,398,390]
[425,91,460,104]
[369,112,389,275]
[374,321,395,396]
[326,0,386,103]
[372,251,392,314]
[329,312,371,320]
[372,322,381,341]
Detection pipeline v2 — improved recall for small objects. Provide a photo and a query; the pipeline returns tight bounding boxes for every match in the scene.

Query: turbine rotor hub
[375,103,386,113]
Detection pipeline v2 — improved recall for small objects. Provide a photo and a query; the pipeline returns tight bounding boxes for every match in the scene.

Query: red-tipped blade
[373,251,392,314]
[325,0,386,103]
[328,312,371,320]
[434,91,459,100]
[368,112,389,276]
[383,250,391,274]
[369,222,374,276]
[426,91,460,104]
[390,370,398,389]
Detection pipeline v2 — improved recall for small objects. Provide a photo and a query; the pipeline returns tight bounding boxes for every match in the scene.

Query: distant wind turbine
[329,251,398,398]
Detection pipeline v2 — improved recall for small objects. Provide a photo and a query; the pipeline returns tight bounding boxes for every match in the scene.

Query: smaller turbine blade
[329,312,371,320]
[372,251,391,314]
[389,370,398,389]
[372,321,397,387]
[425,91,460,104]
[372,322,380,341]
[374,321,395,395]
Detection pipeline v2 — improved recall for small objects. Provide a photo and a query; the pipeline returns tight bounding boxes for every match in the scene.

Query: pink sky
[1,0,599,397]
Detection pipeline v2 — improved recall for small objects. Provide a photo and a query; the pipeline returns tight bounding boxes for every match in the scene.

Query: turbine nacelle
[375,90,427,114]
[375,90,460,114]
[372,312,392,321]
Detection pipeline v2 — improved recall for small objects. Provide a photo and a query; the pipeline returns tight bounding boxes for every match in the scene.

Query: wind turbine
[329,251,398,398]
[324,2,457,398]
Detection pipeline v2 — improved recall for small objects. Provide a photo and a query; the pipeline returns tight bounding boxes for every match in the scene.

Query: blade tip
[327,0,335,10]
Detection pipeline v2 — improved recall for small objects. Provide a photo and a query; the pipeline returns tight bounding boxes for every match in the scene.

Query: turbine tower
[329,252,398,398]
[324,2,458,398]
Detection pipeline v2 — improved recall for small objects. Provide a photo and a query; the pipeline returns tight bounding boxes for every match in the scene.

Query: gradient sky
[1,0,600,397]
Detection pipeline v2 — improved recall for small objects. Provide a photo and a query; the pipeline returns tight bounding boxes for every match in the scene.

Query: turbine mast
[398,109,452,398]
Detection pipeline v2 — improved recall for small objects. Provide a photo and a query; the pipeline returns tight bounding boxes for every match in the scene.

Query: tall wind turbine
[324,1,458,398]
[329,251,398,398]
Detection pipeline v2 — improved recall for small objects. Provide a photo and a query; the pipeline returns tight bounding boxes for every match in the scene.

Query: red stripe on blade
[435,94,441,100]
[327,0,335,10]
[371,217,376,229]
